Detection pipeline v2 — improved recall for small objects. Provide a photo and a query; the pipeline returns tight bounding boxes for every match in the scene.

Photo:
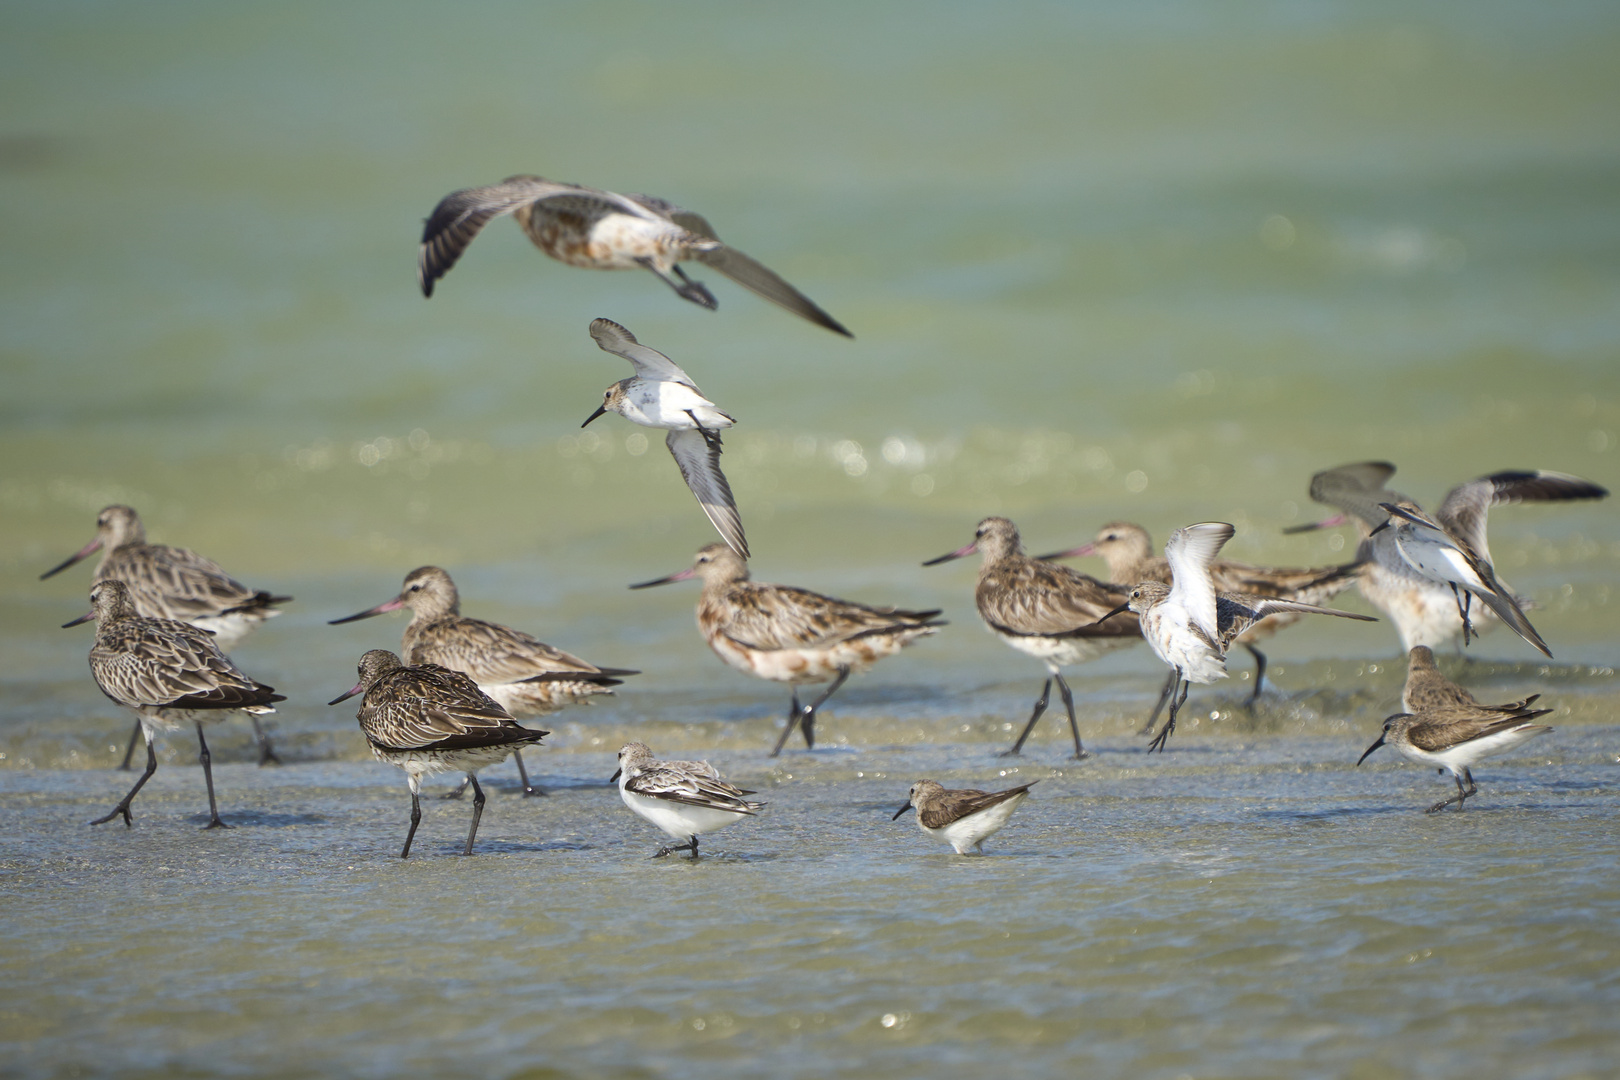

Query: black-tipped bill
[609,768,621,783]
[1099,602,1133,623]
[328,596,405,625]
[328,683,364,706]
[581,404,608,428]
[628,566,698,590]
[922,542,976,567]
[1282,513,1347,535]
[40,537,102,580]
[891,801,914,821]
[61,611,94,628]
[1035,543,1094,562]
[1356,734,1386,766]
[1377,502,1428,527]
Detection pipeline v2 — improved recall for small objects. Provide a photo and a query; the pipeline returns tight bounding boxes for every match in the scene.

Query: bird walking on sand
[1106,523,1377,752]
[631,544,944,755]
[1401,644,1543,716]
[612,741,763,858]
[1286,463,1606,651]
[65,579,284,830]
[329,566,636,797]
[925,517,1139,759]
[417,175,852,336]
[42,505,290,767]
[330,650,547,858]
[892,779,1036,855]
[1357,702,1553,814]
[581,318,748,558]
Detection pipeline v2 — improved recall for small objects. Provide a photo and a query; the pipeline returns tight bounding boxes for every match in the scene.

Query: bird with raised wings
[417,175,851,336]
[580,318,748,559]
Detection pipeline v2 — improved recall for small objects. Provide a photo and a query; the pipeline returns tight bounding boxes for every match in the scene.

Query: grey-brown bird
[418,176,852,336]
[65,579,284,830]
[329,649,548,858]
[330,566,635,797]
[1400,645,1543,716]
[892,779,1037,855]
[1357,702,1553,814]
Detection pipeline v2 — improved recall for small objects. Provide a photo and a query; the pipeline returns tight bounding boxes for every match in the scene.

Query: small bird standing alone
[892,779,1036,855]
[612,741,763,858]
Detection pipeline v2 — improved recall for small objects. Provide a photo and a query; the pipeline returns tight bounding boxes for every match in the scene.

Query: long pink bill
[328,682,365,706]
[1282,513,1348,535]
[628,566,699,590]
[328,596,407,625]
[1034,542,1096,561]
[922,542,977,567]
[39,537,103,580]
[61,610,95,628]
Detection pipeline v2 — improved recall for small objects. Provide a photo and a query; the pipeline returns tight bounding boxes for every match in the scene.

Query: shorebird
[64,579,284,830]
[1357,703,1553,813]
[1401,645,1543,716]
[925,517,1140,759]
[612,741,764,858]
[329,566,637,798]
[1370,499,1550,657]
[330,649,547,858]
[41,505,289,768]
[417,175,852,336]
[1107,523,1377,752]
[630,544,944,755]
[1038,521,1363,711]
[892,779,1036,855]
[580,318,747,558]
[1286,463,1606,651]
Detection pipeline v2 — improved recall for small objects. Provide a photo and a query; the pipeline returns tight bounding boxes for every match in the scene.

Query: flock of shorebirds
[39,174,1610,858]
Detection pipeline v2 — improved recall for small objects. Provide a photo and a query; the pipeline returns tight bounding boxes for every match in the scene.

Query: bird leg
[511,750,547,798]
[639,258,718,310]
[1137,670,1178,736]
[1427,767,1479,814]
[1243,644,1268,709]
[401,789,422,859]
[462,773,486,856]
[91,733,158,827]
[196,723,231,829]
[999,678,1052,757]
[1054,672,1088,760]
[439,774,470,800]
[117,719,142,771]
[685,410,724,451]
[654,835,700,859]
[798,667,850,750]
[249,714,281,767]
[1148,676,1189,753]
[1449,584,1475,645]
[770,689,806,758]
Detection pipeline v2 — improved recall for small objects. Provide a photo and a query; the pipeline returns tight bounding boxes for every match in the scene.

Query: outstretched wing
[588,317,697,387]
[1165,523,1234,641]
[694,245,853,338]
[666,429,749,560]
[1305,461,1405,529]
[1437,469,1609,566]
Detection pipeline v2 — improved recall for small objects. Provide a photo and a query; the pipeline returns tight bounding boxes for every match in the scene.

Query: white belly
[620,788,747,840]
[1141,607,1228,685]
[623,382,733,431]
[990,625,1135,669]
[589,213,683,269]
[919,792,1030,855]
[1394,723,1551,775]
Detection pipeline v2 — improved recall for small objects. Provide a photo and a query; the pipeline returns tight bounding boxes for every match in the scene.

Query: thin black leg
[1148,676,1189,753]
[91,732,158,826]
[798,667,850,750]
[249,714,281,766]
[439,774,470,800]
[770,689,805,757]
[118,719,142,771]
[1137,670,1177,735]
[1243,644,1268,708]
[402,789,422,858]
[462,773,486,856]
[196,723,231,829]
[512,750,546,797]
[999,678,1052,757]
[641,258,717,309]
[654,834,699,858]
[1055,672,1087,760]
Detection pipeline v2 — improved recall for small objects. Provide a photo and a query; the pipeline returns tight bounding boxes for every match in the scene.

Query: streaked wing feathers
[626,763,762,814]
[667,428,749,560]
[918,784,1034,830]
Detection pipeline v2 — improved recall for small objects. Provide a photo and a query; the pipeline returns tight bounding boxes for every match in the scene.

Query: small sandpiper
[330,650,547,858]
[330,566,636,797]
[66,579,284,830]
[41,504,290,767]
[612,742,764,858]
[1357,702,1553,813]
[580,317,748,558]
[892,779,1036,855]
[631,544,944,755]
[1287,463,1606,651]
[1106,523,1377,752]
[417,175,852,336]
[925,517,1139,759]
[1401,644,1542,716]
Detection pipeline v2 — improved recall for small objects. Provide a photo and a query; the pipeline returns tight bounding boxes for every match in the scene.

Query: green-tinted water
[2,2,1617,1077]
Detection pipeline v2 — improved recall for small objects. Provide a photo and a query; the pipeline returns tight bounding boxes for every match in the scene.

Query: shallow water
[3,1,1619,1077]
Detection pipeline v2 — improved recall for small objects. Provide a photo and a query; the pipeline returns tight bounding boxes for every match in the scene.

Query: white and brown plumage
[925,517,1140,760]
[580,318,748,558]
[1357,702,1553,814]
[65,579,284,830]
[1039,520,1363,716]
[1288,463,1606,652]
[329,649,548,858]
[1401,645,1543,716]
[417,175,852,336]
[612,741,763,858]
[329,566,635,797]
[892,779,1036,855]
[41,505,290,767]
[1110,523,1377,752]
[631,544,944,755]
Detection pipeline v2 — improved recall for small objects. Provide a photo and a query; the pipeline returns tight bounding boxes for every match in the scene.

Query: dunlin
[612,741,764,858]
[1357,703,1553,813]
[330,566,637,797]
[418,175,852,336]
[1107,523,1377,752]
[892,779,1036,855]
[925,517,1139,759]
[330,649,547,858]
[65,580,284,829]
[41,505,289,767]
[581,318,748,558]
[631,544,943,755]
